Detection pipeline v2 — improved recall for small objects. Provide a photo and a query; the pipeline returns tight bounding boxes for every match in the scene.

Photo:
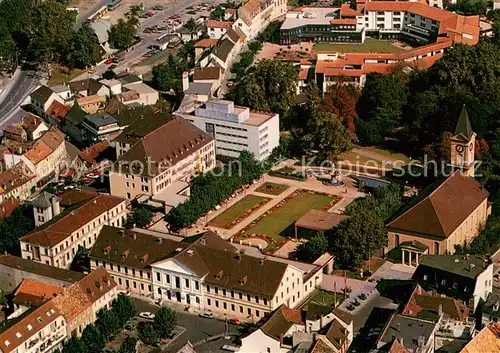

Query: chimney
[51,196,60,217]
[182,71,189,92]
[438,304,443,316]
[399,337,403,347]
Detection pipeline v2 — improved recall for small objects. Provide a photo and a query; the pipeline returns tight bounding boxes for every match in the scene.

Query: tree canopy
[108,18,136,50]
[153,307,177,339]
[68,24,100,68]
[151,54,187,94]
[210,5,225,20]
[0,205,35,254]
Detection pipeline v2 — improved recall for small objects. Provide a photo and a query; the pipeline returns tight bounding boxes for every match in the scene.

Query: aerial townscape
[1,0,500,352]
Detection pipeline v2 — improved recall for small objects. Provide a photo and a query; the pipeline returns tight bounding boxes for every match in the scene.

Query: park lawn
[242,191,334,241]
[208,195,270,229]
[362,146,412,164]
[338,150,382,166]
[313,38,405,53]
[255,182,289,196]
[48,66,87,86]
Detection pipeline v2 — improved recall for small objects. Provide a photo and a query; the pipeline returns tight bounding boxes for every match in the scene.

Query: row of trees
[62,295,136,353]
[166,151,265,231]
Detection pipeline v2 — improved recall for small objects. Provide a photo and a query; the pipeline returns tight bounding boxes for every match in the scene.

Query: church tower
[450,105,476,177]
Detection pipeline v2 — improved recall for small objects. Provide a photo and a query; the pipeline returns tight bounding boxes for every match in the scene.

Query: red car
[105,57,113,64]
[228,318,241,325]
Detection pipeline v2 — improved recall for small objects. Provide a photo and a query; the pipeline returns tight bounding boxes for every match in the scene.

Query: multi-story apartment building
[90,227,325,322]
[234,0,287,40]
[0,268,118,353]
[0,163,36,203]
[20,190,128,269]
[109,118,215,201]
[175,99,280,161]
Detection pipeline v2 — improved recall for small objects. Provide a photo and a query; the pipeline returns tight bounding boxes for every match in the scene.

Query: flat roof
[152,181,190,207]
[243,110,276,126]
[295,210,347,231]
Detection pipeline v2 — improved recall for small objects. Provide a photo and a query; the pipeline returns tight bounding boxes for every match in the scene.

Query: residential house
[30,86,65,118]
[207,20,233,39]
[174,99,279,161]
[192,67,223,94]
[481,292,500,326]
[32,192,61,227]
[81,114,121,143]
[13,279,64,309]
[99,79,122,96]
[209,28,245,70]
[46,100,71,128]
[63,102,88,146]
[121,81,159,106]
[0,197,20,220]
[459,322,500,353]
[0,162,36,203]
[20,190,128,269]
[4,127,68,186]
[68,78,110,99]
[109,117,215,202]
[3,114,48,143]
[76,94,103,114]
[412,255,493,310]
[194,38,218,61]
[234,0,287,40]
[0,254,84,293]
[0,267,118,353]
[3,124,27,142]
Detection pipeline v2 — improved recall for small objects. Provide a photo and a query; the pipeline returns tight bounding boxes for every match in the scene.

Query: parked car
[199,312,214,319]
[139,312,155,320]
[105,57,113,64]
[118,289,131,296]
[143,28,152,33]
[228,318,241,325]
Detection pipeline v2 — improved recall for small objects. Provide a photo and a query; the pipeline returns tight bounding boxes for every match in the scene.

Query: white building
[175,99,279,161]
[207,20,233,39]
[234,0,287,40]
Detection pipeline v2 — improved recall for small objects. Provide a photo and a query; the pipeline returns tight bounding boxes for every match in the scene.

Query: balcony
[27,326,66,353]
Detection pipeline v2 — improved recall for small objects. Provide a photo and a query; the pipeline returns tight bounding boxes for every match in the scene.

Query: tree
[248,41,263,54]
[300,84,353,160]
[356,72,408,145]
[183,18,199,39]
[293,232,328,261]
[323,83,360,133]
[0,205,35,254]
[233,60,297,123]
[125,5,141,27]
[129,206,153,228]
[118,336,138,353]
[68,24,99,68]
[108,18,136,50]
[26,1,76,64]
[62,337,88,353]
[210,5,225,20]
[95,308,120,339]
[138,322,159,345]
[177,40,195,68]
[112,294,137,326]
[81,324,105,353]
[152,54,186,93]
[153,306,177,339]
[423,131,452,163]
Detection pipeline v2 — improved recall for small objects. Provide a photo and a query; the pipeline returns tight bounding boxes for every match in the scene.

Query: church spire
[454,105,473,140]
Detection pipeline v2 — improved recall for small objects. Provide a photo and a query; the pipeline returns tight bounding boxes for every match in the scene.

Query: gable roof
[207,20,233,28]
[212,38,235,62]
[115,117,213,177]
[0,163,35,194]
[387,172,488,238]
[114,112,172,146]
[260,305,304,340]
[65,101,87,126]
[454,105,474,140]
[69,78,106,95]
[0,254,84,283]
[22,114,45,133]
[24,127,65,165]
[0,198,20,220]
[32,191,58,209]
[20,194,125,247]
[13,279,63,307]
[415,255,490,280]
[193,67,223,81]
[378,338,410,353]
[89,226,188,269]
[325,319,348,350]
[30,86,55,105]
[460,323,500,353]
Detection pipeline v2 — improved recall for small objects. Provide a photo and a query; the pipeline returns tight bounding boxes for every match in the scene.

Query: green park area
[255,182,289,196]
[208,195,270,229]
[240,190,337,242]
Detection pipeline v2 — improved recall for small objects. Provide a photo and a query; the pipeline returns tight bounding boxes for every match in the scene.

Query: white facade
[235,0,287,40]
[239,329,282,353]
[473,262,494,310]
[207,25,229,39]
[175,100,280,161]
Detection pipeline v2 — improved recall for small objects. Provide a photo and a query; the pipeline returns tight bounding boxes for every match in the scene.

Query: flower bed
[255,182,290,196]
[233,189,341,253]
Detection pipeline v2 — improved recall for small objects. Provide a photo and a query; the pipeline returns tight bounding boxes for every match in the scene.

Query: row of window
[215,123,248,132]
[156,273,200,291]
[219,139,248,147]
[217,131,248,139]
[95,259,152,280]
[206,297,266,318]
[206,285,268,305]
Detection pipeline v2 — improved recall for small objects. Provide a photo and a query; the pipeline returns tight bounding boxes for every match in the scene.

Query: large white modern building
[175,99,279,161]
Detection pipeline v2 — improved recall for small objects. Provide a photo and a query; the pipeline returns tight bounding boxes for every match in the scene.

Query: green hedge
[268,170,306,181]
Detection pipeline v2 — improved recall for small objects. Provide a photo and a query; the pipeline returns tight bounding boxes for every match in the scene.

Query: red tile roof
[0,198,20,220]
[331,18,357,25]
[340,4,363,17]
[46,101,71,123]
[21,194,126,247]
[79,141,111,165]
[207,20,233,28]
[194,39,218,48]
[387,171,488,238]
[460,323,500,353]
[13,279,63,307]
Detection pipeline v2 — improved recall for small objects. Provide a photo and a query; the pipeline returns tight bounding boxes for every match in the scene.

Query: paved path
[370,261,415,281]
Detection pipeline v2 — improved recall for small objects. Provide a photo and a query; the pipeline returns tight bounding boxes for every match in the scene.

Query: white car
[139,312,155,320]
[199,312,214,319]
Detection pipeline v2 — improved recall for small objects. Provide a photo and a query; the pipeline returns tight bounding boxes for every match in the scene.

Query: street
[0,71,39,128]
[132,298,243,352]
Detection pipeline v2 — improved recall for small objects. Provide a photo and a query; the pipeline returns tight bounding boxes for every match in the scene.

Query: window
[223,289,226,296]
[205,122,215,137]
[239,292,243,300]
[132,269,135,276]
[247,294,251,301]
[156,273,161,281]
[207,285,210,292]
[175,276,180,289]
[247,308,251,315]
[423,274,428,281]
[240,306,243,313]
[158,288,161,295]
[255,296,259,303]
[215,300,219,308]
[125,267,128,274]
[195,281,199,290]
[264,298,267,305]
[441,279,446,286]
[215,287,218,294]
[256,310,260,317]
[133,282,137,288]
[453,282,458,289]
[207,298,211,305]
[223,302,227,309]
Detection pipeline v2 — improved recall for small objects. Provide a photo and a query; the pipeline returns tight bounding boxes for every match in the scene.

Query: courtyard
[208,195,270,229]
[235,190,339,251]
[313,38,408,53]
